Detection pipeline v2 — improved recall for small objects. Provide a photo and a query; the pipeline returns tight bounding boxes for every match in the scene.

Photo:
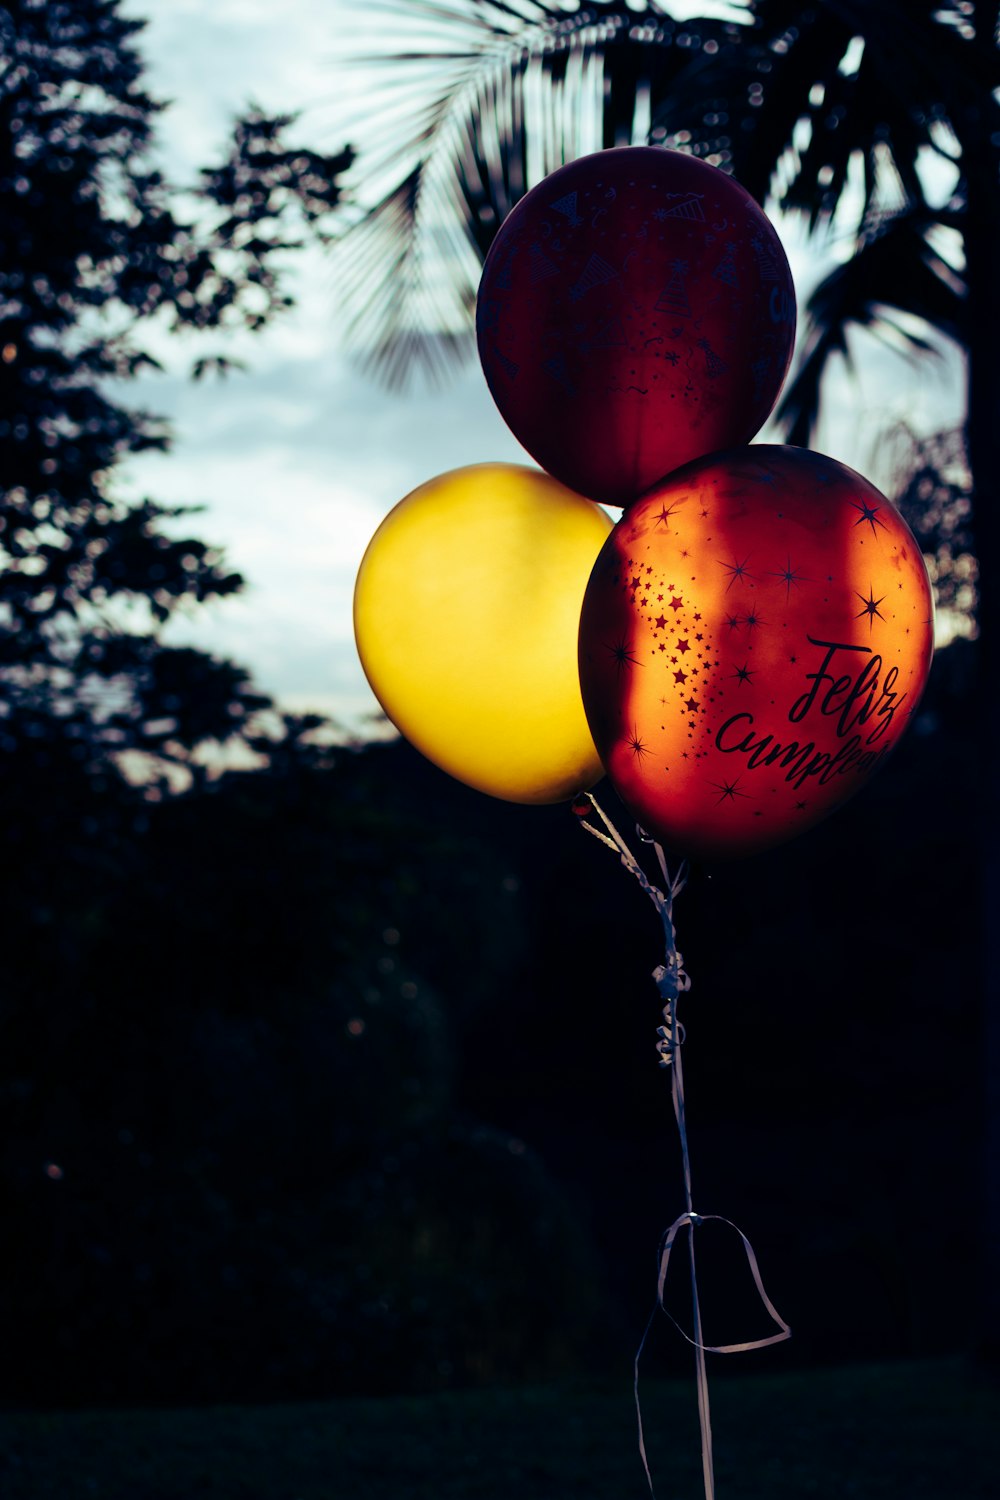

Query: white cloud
[123,0,346,173]
[123,341,531,726]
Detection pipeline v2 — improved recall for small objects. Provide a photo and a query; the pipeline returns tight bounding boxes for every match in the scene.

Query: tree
[0,0,353,788]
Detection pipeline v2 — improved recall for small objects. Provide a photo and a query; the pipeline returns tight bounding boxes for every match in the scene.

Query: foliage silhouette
[0,747,606,1404]
[0,0,352,782]
[1,649,979,1405]
[335,2,992,435]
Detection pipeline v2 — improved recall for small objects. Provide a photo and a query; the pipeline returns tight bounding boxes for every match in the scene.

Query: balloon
[354,463,613,803]
[578,446,934,859]
[477,147,796,509]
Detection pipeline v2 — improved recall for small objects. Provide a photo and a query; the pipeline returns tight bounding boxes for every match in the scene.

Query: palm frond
[775,205,966,443]
[331,0,735,388]
[652,4,854,212]
[331,0,989,393]
[653,0,990,232]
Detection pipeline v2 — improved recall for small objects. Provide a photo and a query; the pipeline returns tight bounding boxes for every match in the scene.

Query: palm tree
[335,1,737,385]
[335,2,994,607]
[336,2,994,460]
[335,0,1000,1348]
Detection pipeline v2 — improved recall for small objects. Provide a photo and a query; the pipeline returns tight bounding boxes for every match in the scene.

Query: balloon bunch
[354,147,936,1500]
[356,148,934,860]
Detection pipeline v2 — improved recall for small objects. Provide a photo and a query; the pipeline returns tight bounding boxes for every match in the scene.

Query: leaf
[332,0,730,388]
[775,205,966,442]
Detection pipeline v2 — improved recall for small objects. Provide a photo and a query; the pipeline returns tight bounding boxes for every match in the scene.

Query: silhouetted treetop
[0,0,352,781]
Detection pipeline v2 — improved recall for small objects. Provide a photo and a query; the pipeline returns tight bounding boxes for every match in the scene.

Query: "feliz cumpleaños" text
[713,637,908,791]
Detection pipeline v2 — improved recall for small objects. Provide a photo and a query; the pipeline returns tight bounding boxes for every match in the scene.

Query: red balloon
[477,147,796,509]
[578,447,934,859]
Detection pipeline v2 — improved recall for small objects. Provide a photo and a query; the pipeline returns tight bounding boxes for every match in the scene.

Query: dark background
[0,634,982,1407]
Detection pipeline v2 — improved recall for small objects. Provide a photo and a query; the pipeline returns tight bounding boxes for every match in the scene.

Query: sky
[118,0,966,738]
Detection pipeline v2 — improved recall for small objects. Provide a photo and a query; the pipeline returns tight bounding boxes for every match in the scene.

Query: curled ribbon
[577,794,791,1500]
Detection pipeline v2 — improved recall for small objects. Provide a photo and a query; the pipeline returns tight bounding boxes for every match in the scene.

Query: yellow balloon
[354,463,613,803]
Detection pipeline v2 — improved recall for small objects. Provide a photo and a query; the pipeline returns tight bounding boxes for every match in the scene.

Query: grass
[0,1359,996,1498]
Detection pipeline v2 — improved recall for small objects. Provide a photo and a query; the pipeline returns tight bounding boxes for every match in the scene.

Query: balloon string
[576,794,791,1500]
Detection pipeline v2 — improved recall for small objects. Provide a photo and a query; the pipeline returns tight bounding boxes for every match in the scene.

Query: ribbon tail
[688,1228,716,1500]
[634,1305,660,1498]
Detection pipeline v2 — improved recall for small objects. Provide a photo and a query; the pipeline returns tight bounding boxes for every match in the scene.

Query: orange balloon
[578,447,934,859]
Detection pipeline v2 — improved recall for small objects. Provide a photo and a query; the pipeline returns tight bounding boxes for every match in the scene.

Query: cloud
[125,336,531,730]
[123,0,347,176]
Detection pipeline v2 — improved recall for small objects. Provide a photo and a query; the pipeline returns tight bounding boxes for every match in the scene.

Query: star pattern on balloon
[627,726,651,760]
[769,556,809,600]
[850,499,887,538]
[720,556,755,591]
[608,635,641,672]
[855,585,886,632]
[709,776,751,805]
